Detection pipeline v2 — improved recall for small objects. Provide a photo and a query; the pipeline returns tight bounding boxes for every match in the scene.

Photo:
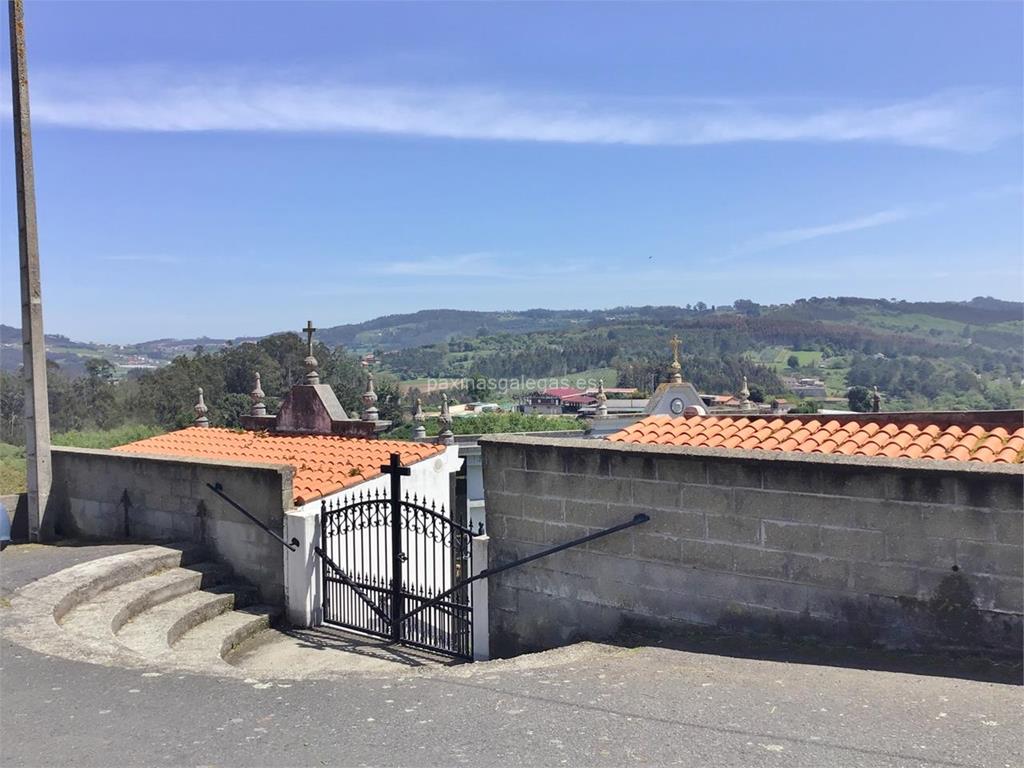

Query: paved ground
[2,543,1022,768]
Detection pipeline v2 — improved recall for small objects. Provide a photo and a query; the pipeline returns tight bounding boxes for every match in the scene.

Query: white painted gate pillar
[284,507,322,628]
[471,534,490,661]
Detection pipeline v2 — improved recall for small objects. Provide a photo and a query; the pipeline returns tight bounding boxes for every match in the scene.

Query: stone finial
[193,387,210,427]
[437,393,454,445]
[412,397,426,440]
[250,372,267,417]
[595,379,608,418]
[739,375,755,411]
[872,386,881,413]
[302,320,320,385]
[361,370,379,421]
[668,334,683,384]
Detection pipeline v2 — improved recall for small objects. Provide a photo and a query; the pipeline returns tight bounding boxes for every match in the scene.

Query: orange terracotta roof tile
[607,415,1024,465]
[112,427,446,504]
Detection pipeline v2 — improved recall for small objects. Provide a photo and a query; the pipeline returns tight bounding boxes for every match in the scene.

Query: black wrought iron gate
[318,454,475,659]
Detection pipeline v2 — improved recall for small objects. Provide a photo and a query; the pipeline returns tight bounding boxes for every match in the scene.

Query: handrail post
[381,453,410,644]
[471,534,490,661]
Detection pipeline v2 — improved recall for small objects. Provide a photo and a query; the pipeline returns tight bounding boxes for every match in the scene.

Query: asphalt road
[1,544,1021,768]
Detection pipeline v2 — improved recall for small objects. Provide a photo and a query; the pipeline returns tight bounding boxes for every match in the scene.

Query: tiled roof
[562,394,598,405]
[543,387,586,398]
[112,427,446,503]
[607,415,1024,464]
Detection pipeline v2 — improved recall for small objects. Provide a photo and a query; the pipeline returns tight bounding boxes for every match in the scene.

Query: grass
[0,442,26,495]
[51,423,165,449]
[0,424,166,495]
[777,349,822,367]
[750,347,824,373]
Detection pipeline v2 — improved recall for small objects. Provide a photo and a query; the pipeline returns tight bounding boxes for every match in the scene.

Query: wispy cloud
[376,252,580,279]
[734,209,915,255]
[23,68,1019,151]
[379,252,508,278]
[100,254,182,264]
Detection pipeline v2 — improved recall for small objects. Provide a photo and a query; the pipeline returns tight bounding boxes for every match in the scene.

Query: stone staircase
[5,543,279,676]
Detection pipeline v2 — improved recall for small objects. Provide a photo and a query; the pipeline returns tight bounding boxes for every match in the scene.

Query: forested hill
[312,296,1024,353]
[316,308,606,349]
[1,296,1021,417]
[3,297,1021,356]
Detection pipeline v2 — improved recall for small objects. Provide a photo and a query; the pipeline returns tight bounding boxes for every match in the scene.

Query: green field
[0,424,166,495]
[750,347,823,371]
[857,311,968,337]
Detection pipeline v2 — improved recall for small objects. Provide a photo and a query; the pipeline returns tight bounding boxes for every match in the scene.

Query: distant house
[560,393,598,413]
[521,387,586,415]
[786,376,828,399]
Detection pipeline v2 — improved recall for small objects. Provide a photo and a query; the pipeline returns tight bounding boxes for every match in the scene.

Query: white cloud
[23,68,1018,151]
[100,254,182,264]
[376,251,581,279]
[734,209,914,254]
[379,252,507,278]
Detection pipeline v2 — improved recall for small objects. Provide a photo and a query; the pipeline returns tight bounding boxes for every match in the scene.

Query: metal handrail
[399,513,650,624]
[206,482,299,552]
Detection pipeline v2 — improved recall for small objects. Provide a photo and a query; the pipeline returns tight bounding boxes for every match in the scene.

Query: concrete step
[116,584,257,658]
[49,542,208,622]
[59,562,233,653]
[173,605,282,670]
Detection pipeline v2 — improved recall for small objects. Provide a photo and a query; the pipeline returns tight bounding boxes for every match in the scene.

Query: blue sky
[0,1,1021,343]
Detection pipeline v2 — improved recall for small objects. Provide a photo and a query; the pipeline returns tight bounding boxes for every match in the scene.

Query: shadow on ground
[276,625,464,667]
[606,619,1023,686]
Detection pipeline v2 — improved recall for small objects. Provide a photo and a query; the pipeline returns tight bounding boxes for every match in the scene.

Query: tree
[80,357,120,429]
[373,373,404,424]
[847,385,873,412]
[257,333,308,387]
[0,370,24,444]
[733,299,761,317]
[787,355,800,369]
[748,386,765,404]
[220,343,283,397]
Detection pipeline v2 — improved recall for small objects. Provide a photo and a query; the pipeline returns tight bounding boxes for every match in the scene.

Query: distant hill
[317,307,653,349]
[2,297,1020,375]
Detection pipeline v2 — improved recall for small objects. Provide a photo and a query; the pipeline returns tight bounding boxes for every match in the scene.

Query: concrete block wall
[50,447,294,605]
[480,435,1023,657]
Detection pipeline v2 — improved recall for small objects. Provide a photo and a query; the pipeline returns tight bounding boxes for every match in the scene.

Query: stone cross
[668,334,683,384]
[302,320,320,385]
[303,320,317,357]
[669,334,682,365]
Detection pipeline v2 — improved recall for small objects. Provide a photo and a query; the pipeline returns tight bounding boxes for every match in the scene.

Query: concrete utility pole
[8,0,52,541]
